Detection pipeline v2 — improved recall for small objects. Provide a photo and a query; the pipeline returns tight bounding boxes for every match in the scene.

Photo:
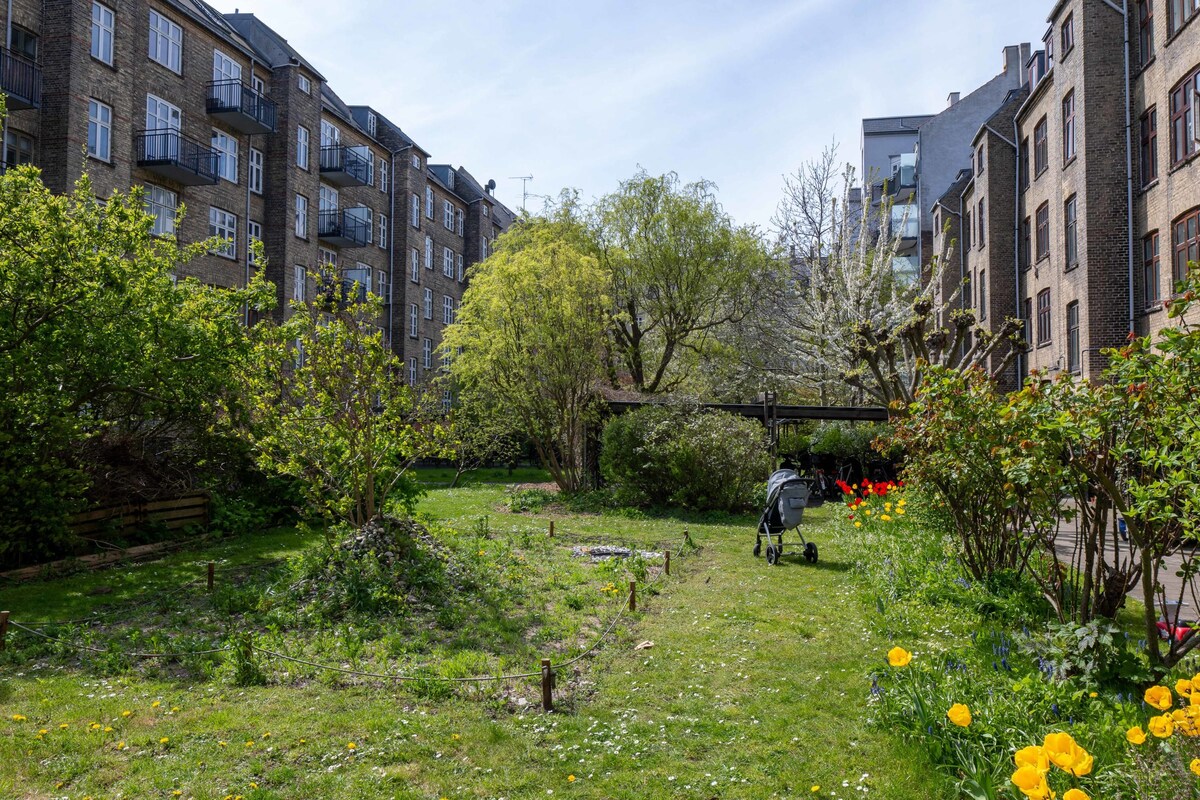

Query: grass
[0,473,947,800]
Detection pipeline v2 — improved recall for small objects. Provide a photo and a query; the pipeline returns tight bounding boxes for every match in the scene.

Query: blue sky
[232,0,1050,229]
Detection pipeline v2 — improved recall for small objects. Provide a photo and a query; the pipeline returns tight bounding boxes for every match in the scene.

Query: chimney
[947,92,960,108]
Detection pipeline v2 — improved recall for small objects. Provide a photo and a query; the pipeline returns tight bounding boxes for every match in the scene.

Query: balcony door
[212,50,242,109]
[320,121,339,149]
[319,185,338,214]
[145,94,181,160]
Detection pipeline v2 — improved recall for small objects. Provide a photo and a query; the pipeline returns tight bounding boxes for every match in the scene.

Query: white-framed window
[443,200,454,229]
[483,205,490,218]
[208,207,237,259]
[409,356,418,385]
[248,148,263,194]
[352,205,372,244]
[297,125,309,170]
[456,209,464,236]
[480,238,488,261]
[423,288,433,319]
[422,337,432,369]
[442,295,453,325]
[298,74,311,94]
[145,93,181,132]
[443,247,454,277]
[457,253,464,281]
[366,111,377,137]
[319,184,338,215]
[345,262,372,296]
[411,249,420,282]
[320,120,339,149]
[319,248,337,269]
[252,75,265,95]
[295,194,308,239]
[248,220,262,265]
[425,236,433,269]
[442,389,452,412]
[211,130,238,183]
[409,304,418,338]
[87,99,111,161]
[213,49,241,83]
[378,213,387,248]
[91,2,114,64]
[377,269,388,306]
[145,185,176,237]
[425,186,433,218]
[411,154,421,169]
[379,159,388,192]
[411,193,420,227]
[148,10,182,73]
[293,265,306,302]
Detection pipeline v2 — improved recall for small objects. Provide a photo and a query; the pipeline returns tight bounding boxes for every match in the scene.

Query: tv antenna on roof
[509,175,541,212]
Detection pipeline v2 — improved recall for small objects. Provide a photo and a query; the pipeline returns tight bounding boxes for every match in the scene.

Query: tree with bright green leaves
[443,221,611,493]
[0,167,271,565]
[242,284,447,529]
[589,170,776,395]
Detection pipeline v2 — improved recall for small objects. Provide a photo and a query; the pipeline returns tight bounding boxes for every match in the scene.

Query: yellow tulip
[1043,731,1092,776]
[1126,725,1146,745]
[1063,789,1090,800]
[1145,684,1173,711]
[1014,745,1048,772]
[886,647,912,667]
[1177,678,1194,696]
[1011,766,1052,800]
[1148,714,1175,738]
[1191,758,1200,777]
[947,703,971,727]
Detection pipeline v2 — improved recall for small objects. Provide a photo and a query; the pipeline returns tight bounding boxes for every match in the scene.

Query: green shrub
[600,404,771,512]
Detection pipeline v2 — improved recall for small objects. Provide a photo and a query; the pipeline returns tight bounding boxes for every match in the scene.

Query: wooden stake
[207,562,215,592]
[629,581,637,612]
[541,658,553,711]
[664,550,670,576]
[0,611,8,652]
[549,520,555,538]
[684,528,691,546]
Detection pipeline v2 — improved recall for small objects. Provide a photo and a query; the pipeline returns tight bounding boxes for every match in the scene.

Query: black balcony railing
[319,145,372,186]
[0,46,40,109]
[135,129,220,185]
[317,209,371,247]
[205,79,277,134]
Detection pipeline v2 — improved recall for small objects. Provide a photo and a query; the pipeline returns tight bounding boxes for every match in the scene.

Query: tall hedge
[600,405,771,512]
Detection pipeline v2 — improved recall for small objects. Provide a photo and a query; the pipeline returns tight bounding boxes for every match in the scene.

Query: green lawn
[0,475,946,799]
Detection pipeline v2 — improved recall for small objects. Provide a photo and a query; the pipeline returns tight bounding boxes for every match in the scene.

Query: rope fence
[1,530,699,711]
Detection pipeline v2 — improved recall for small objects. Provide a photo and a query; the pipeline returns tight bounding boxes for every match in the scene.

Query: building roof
[320,84,376,140]
[350,106,431,157]
[862,115,935,136]
[934,169,973,212]
[224,13,326,79]
[164,0,261,63]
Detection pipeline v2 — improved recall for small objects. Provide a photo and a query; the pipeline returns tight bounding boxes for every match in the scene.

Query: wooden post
[541,658,553,711]
[207,562,215,592]
[0,611,9,652]
[664,550,670,576]
[629,581,637,612]
[684,528,691,547]
[549,520,555,538]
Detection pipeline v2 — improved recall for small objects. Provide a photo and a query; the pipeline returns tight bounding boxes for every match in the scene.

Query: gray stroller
[754,469,817,566]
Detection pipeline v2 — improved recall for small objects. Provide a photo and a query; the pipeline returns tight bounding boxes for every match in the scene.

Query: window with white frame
[425,186,433,218]
[411,249,420,282]
[443,200,454,229]
[378,213,387,248]
[425,236,432,269]
[480,238,488,261]
[377,269,387,306]
[442,389,452,411]
[408,357,417,385]
[379,159,387,192]
[252,75,265,95]
[87,99,111,161]
[319,184,338,215]
[91,3,114,64]
[456,209,464,236]
[211,130,238,183]
[212,49,241,83]
[345,263,372,296]
[297,126,309,170]
[298,74,311,94]
[248,148,263,194]
[409,193,419,227]
[442,295,453,325]
[409,304,418,338]
[294,194,308,239]
[293,265,306,302]
[483,205,489,218]
[366,112,377,137]
[411,154,421,169]
[443,247,454,277]
[248,220,262,265]
[320,120,338,149]
[423,288,433,319]
[208,207,237,258]
[145,185,176,237]
[319,248,337,269]
[148,10,182,73]
[457,253,464,281]
[422,337,432,369]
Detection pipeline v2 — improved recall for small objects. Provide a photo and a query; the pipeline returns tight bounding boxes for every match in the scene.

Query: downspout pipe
[1014,114,1024,380]
[244,56,258,327]
[4,0,13,168]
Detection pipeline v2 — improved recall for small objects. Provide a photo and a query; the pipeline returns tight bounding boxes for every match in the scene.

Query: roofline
[165,0,262,66]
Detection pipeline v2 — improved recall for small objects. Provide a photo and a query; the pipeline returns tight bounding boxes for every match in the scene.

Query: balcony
[318,209,371,247]
[0,46,40,109]
[890,203,919,241]
[135,130,219,185]
[206,80,276,134]
[319,144,372,187]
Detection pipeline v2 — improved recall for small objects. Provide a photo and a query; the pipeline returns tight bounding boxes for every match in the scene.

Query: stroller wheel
[765,545,777,565]
[804,542,818,563]
[753,539,761,557]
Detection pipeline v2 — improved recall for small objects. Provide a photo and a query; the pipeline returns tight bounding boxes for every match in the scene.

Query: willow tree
[444,221,610,493]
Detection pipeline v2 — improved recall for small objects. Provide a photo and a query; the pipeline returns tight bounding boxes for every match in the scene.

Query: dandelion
[122,710,132,718]
[117,741,126,750]
[172,791,182,797]
[59,723,69,730]
[152,701,161,708]
[811,786,820,793]
[886,647,912,667]
[218,741,228,747]
[854,522,862,528]
[171,706,180,713]
[245,740,254,748]
[160,737,170,744]
[451,733,460,740]
[104,726,113,733]
[90,723,102,730]
[568,775,576,782]
[299,738,306,745]
[249,782,258,789]
[879,514,892,522]
[347,742,357,750]
[261,732,271,739]
[10,714,26,722]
